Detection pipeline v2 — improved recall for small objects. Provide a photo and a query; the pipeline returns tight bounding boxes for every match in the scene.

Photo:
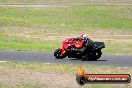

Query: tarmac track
[0,50,132,67]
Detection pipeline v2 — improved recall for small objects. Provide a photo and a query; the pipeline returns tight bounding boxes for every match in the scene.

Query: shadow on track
[69,58,107,61]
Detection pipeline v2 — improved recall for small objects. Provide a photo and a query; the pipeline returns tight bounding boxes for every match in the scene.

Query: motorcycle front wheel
[54,48,63,59]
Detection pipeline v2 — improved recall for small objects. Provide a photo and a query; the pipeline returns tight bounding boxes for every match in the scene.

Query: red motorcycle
[54,37,105,61]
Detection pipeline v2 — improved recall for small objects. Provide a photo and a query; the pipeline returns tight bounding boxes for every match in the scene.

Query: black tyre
[91,50,102,61]
[76,75,87,85]
[54,48,63,59]
[94,49,102,59]
[87,50,102,61]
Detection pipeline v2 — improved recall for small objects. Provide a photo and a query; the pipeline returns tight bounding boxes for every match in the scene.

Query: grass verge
[0,0,131,5]
[0,6,132,31]
[0,62,132,88]
[0,6,131,54]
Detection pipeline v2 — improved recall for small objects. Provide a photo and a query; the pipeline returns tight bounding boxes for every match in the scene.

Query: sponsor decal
[76,67,131,85]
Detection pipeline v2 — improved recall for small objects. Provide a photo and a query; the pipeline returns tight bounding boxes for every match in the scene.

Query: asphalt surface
[0,50,132,67]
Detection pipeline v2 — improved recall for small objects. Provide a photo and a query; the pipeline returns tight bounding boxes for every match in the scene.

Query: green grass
[0,62,131,88]
[0,83,44,88]
[0,41,60,52]
[103,41,132,54]
[90,85,113,88]
[0,6,132,54]
[0,6,132,31]
[0,0,131,4]
[0,82,113,88]
[1,62,132,74]
[0,40,132,54]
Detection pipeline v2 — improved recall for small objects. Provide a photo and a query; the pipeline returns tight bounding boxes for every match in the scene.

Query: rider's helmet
[80,34,87,39]
[80,34,88,43]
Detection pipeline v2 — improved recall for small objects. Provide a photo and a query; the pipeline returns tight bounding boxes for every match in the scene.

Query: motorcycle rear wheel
[94,49,102,59]
[84,49,102,61]
[90,49,102,61]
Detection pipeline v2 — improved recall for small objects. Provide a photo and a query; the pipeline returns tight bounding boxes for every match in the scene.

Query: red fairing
[61,38,83,55]
[74,40,83,48]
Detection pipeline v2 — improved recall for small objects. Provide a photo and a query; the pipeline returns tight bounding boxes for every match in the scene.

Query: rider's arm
[87,39,95,48]
[74,38,93,53]
[72,37,81,41]
[73,41,88,54]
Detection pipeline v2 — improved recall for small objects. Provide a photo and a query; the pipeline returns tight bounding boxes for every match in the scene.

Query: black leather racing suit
[72,37,95,54]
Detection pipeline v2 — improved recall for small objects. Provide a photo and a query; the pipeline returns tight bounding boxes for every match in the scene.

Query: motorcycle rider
[71,34,95,54]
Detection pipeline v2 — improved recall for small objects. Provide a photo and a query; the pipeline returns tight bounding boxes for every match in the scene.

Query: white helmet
[80,34,87,39]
